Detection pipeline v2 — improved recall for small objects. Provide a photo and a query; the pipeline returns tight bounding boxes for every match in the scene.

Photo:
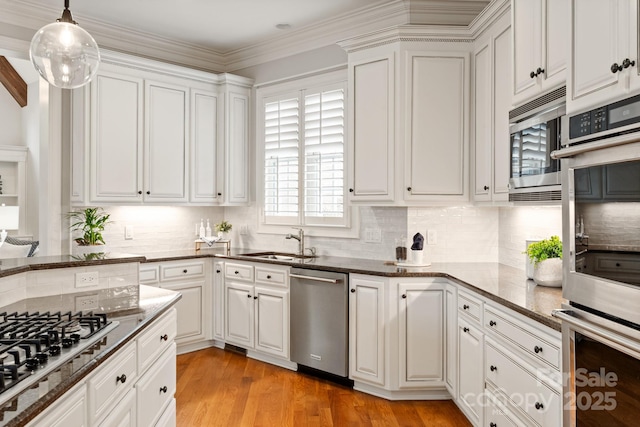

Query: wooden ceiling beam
[0,56,28,108]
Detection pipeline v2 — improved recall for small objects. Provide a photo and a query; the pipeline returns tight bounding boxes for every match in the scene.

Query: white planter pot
[532,258,563,287]
[73,244,107,257]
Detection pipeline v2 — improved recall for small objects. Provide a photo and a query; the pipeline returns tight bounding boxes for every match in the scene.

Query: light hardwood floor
[176,347,472,426]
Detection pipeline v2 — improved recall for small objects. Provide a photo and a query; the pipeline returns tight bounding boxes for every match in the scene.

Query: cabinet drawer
[484,306,560,369]
[88,341,137,424]
[458,290,482,323]
[485,391,524,427]
[140,265,159,284]
[486,341,560,427]
[137,308,177,374]
[136,343,177,427]
[255,266,288,287]
[160,261,205,281]
[225,262,254,281]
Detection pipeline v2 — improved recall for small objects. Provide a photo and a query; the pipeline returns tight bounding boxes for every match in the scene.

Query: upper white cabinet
[567,0,640,113]
[340,27,470,205]
[472,10,511,203]
[511,0,568,107]
[73,52,253,206]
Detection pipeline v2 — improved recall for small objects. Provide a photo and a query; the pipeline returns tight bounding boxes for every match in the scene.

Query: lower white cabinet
[141,260,212,353]
[457,316,484,426]
[223,261,290,361]
[29,308,178,427]
[212,261,225,341]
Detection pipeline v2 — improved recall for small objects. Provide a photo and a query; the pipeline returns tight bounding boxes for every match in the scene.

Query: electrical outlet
[125,225,134,240]
[427,229,437,245]
[75,271,99,288]
[75,294,99,311]
[364,228,382,243]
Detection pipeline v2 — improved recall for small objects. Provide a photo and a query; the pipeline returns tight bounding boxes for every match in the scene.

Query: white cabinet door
[254,286,289,358]
[29,383,88,427]
[349,275,385,386]
[457,316,484,426]
[493,24,512,198]
[223,86,250,205]
[161,280,205,345]
[445,284,457,397]
[90,71,144,202]
[213,261,225,341]
[145,81,188,202]
[136,343,177,427]
[190,89,222,203]
[404,52,468,202]
[348,52,395,202]
[97,387,136,427]
[398,281,445,388]
[512,0,568,106]
[569,0,637,112]
[473,41,493,202]
[225,281,254,348]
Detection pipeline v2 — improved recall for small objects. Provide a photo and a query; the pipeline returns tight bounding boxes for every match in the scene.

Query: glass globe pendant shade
[30,16,100,89]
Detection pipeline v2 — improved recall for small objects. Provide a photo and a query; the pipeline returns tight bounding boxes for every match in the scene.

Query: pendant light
[29,0,100,89]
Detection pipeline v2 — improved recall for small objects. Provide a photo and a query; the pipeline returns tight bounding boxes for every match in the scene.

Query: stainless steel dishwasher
[290,267,349,378]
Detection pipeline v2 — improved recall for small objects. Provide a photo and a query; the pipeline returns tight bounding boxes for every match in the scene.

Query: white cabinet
[29,383,88,427]
[457,316,484,426]
[349,274,386,386]
[397,281,445,388]
[190,89,222,203]
[0,146,28,235]
[212,261,225,341]
[144,80,188,202]
[97,388,136,427]
[224,261,290,361]
[141,260,212,353]
[136,343,177,427]
[472,13,511,203]
[347,52,396,202]
[511,0,568,106]
[341,28,470,205]
[568,0,639,113]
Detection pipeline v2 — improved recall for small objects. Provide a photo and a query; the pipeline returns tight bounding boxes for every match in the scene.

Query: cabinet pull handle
[490,423,497,427]
[235,271,240,275]
[489,320,496,327]
[160,386,168,394]
[402,294,407,299]
[216,270,221,273]
[183,269,188,274]
[534,345,543,354]
[254,296,258,300]
[247,294,252,298]
[349,188,354,193]
[463,304,469,310]
[160,334,168,341]
[483,185,489,191]
[217,192,222,196]
[138,190,142,195]
[530,70,536,79]
[536,67,544,76]
[350,289,355,293]
[611,62,623,73]
[490,365,497,372]
[535,402,544,410]
[116,374,127,384]
[623,58,636,69]
[146,191,151,195]
[407,186,412,191]
[463,327,469,333]
[267,275,272,279]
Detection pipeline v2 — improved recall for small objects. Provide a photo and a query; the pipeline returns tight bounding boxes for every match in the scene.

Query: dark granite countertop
[0,285,180,427]
[0,253,146,278]
[143,248,565,331]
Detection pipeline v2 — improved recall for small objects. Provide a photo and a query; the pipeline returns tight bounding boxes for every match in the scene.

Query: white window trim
[255,70,359,239]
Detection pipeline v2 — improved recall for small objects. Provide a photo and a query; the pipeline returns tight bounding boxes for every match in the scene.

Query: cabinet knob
[116,374,127,384]
[160,386,168,394]
[534,345,543,354]
[160,334,168,341]
[530,70,536,79]
[483,185,489,191]
[138,190,142,195]
[146,191,151,195]
[463,327,469,333]
[217,192,222,196]
[350,289,355,293]
[216,270,221,273]
[616,262,621,267]
[183,269,188,274]
[349,188,354,193]
[623,58,636,69]
[535,67,544,76]
[611,62,623,73]
[463,304,469,310]
[235,271,239,275]
[490,365,497,372]
[247,294,252,298]
[254,296,258,300]
[407,187,412,191]
[535,402,544,410]
[402,294,407,299]
[267,275,272,279]
[489,320,496,327]
[490,423,497,427]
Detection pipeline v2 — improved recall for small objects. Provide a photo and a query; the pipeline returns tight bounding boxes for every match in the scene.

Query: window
[258,74,352,232]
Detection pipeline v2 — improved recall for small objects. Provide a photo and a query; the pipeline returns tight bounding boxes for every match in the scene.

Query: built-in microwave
[508,88,567,202]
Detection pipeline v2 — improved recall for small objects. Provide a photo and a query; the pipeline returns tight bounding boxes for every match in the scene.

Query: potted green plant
[214,220,232,239]
[525,235,563,287]
[68,207,111,249]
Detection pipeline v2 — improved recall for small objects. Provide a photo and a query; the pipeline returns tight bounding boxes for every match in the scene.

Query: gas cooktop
[0,311,118,404]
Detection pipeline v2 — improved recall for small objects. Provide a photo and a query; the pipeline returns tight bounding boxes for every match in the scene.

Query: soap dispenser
[199,219,205,239]
[206,219,212,238]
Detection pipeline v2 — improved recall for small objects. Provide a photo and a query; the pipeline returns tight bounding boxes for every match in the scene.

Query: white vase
[533,258,563,287]
[73,244,107,256]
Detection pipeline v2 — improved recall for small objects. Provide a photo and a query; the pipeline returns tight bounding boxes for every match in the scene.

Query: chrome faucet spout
[285,228,304,255]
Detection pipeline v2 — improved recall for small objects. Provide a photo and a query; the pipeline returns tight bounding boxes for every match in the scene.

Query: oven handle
[290,273,342,284]
[553,309,640,354]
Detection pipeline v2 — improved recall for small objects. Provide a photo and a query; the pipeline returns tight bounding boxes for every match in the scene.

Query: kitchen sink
[240,251,316,262]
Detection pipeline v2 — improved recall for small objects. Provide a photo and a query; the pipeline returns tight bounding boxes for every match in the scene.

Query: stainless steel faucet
[285,227,304,256]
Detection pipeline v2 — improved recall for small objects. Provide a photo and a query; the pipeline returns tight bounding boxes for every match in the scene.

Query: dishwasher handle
[290,273,343,284]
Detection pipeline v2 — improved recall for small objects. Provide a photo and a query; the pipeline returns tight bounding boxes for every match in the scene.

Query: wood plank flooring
[176,347,472,427]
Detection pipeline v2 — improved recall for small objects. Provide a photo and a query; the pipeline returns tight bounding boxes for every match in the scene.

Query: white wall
[0,84,22,145]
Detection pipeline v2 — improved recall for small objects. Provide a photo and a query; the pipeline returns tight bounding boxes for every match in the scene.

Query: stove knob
[49,345,61,356]
[35,352,49,364]
[25,358,40,371]
[62,338,73,348]
[70,333,81,343]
